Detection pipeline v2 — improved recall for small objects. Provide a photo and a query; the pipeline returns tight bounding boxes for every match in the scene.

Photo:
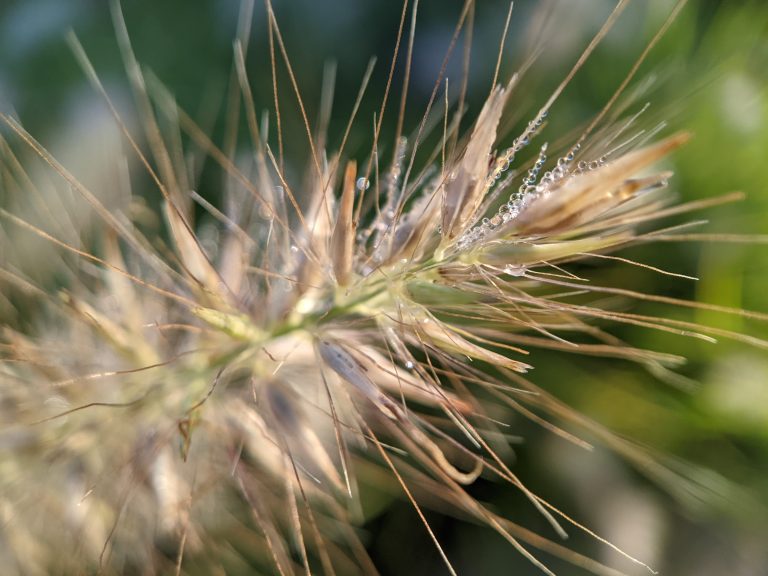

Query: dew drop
[356,177,370,192]
[405,361,415,370]
[504,264,527,277]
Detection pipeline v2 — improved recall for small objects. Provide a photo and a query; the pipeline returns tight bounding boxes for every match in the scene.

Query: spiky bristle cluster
[2,1,764,575]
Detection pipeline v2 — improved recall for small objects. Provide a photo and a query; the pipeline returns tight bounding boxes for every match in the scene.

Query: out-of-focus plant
[1,1,766,575]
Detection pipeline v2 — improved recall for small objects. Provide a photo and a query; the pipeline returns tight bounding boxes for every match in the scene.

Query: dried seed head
[1,1,764,575]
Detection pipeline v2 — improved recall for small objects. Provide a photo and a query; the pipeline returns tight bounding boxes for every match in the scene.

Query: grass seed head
[0,0,765,574]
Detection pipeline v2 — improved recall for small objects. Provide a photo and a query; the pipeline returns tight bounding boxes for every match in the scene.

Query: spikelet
[1,1,765,575]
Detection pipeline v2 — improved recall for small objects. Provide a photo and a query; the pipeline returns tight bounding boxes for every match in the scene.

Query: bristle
[330,162,358,287]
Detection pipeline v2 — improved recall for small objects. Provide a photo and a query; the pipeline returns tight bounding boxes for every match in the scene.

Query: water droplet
[356,177,370,192]
[290,245,299,253]
[504,264,526,277]
[405,361,414,370]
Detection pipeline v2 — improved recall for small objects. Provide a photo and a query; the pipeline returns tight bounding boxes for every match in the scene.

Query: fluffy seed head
[1,1,764,574]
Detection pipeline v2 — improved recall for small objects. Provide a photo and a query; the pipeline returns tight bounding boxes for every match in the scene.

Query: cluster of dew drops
[455,109,611,252]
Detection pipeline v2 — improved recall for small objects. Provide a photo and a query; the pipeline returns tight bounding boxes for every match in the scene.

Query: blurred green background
[1,0,767,574]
